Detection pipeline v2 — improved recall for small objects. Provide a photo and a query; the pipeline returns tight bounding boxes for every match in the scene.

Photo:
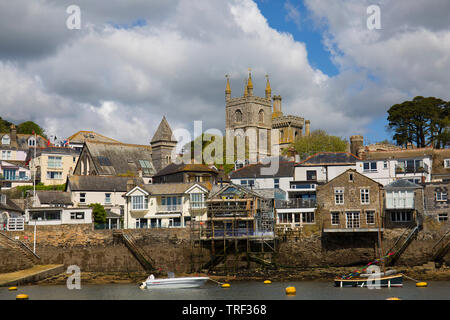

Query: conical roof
[151,116,176,143]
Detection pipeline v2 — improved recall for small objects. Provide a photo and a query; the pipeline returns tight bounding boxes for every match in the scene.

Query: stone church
[225,70,310,163]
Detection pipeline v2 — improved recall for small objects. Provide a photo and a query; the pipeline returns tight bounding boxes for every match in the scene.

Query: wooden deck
[0,264,64,287]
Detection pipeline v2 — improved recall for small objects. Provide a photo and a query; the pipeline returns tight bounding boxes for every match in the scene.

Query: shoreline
[33,265,450,286]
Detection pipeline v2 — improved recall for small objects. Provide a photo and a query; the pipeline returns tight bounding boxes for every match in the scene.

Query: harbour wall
[0,220,448,274]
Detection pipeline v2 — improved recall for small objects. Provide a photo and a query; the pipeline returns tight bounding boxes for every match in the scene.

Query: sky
[1,0,450,146]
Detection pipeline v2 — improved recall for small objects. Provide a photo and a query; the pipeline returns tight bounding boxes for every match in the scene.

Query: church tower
[150,116,177,173]
[225,70,272,163]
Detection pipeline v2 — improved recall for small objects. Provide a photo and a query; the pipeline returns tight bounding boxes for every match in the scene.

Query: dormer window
[28,137,36,147]
[2,135,10,145]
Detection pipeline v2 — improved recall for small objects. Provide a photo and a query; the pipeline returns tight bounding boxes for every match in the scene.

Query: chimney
[10,125,18,148]
[305,120,310,136]
[127,179,136,192]
[350,135,364,157]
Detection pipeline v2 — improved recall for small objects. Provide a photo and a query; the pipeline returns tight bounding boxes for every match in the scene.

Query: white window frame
[105,193,111,204]
[48,156,62,169]
[79,193,86,204]
[360,188,370,204]
[366,211,375,224]
[132,195,148,210]
[2,135,10,145]
[444,159,450,169]
[70,212,85,220]
[363,161,377,172]
[437,213,448,222]
[334,188,344,205]
[46,171,62,180]
[331,212,340,225]
[436,192,448,202]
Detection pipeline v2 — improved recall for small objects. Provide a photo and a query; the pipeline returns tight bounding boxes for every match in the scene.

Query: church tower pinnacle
[225,74,231,101]
[265,74,271,100]
[246,68,253,96]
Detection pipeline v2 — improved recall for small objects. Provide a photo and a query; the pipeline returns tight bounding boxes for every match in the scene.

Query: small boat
[334,273,403,288]
[142,273,210,289]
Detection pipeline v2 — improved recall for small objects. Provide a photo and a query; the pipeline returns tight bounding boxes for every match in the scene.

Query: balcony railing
[395,162,429,174]
[275,198,317,209]
[288,183,317,191]
[156,205,183,213]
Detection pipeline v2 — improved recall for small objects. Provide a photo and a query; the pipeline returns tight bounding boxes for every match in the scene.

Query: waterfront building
[384,179,424,229]
[123,182,210,229]
[24,190,92,226]
[28,146,79,186]
[423,181,449,223]
[316,169,384,234]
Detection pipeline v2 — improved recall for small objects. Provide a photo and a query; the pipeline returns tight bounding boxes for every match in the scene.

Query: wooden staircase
[385,225,419,266]
[113,230,155,271]
[0,232,40,265]
[431,230,450,267]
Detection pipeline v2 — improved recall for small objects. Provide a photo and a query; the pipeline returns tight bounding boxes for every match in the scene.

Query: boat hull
[334,274,403,288]
[145,277,209,289]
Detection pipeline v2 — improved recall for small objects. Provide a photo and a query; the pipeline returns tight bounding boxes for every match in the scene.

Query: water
[1,281,449,300]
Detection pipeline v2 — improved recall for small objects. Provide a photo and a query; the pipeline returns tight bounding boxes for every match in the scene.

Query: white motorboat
[142,274,210,289]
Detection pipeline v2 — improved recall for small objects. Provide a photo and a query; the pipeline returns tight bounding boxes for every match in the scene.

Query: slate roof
[33,146,80,157]
[68,131,121,144]
[384,179,423,190]
[0,194,24,213]
[153,163,219,178]
[67,175,145,192]
[84,141,155,176]
[35,191,73,205]
[296,152,360,166]
[230,157,294,178]
[0,133,47,150]
[362,148,434,160]
[151,116,176,143]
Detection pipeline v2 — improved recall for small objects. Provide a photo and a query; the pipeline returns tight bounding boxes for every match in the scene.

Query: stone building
[225,71,309,163]
[424,181,449,222]
[316,169,384,234]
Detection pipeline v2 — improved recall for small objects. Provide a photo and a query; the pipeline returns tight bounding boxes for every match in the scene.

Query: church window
[235,110,243,123]
[258,110,264,123]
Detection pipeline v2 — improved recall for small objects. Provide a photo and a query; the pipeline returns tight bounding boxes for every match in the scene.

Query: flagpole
[33,132,36,207]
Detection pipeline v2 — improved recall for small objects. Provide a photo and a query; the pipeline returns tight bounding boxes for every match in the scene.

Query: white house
[0,160,32,189]
[356,148,433,186]
[123,182,210,229]
[229,157,294,199]
[25,190,92,226]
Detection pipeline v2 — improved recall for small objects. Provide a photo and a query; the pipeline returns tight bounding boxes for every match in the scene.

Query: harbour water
[1,280,448,300]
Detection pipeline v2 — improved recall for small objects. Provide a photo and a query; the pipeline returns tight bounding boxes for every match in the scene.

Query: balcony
[157,205,183,213]
[275,198,317,209]
[288,183,317,192]
[395,161,429,174]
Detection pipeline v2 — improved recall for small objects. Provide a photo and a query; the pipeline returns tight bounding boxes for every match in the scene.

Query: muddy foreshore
[35,265,450,285]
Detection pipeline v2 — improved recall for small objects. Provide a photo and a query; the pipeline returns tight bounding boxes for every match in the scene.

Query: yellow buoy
[8,287,17,291]
[285,286,296,295]
[416,282,428,287]
[221,283,230,288]
[386,297,401,300]
[264,280,272,284]
[16,294,29,300]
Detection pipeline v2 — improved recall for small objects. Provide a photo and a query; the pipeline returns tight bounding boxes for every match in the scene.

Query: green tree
[17,121,47,138]
[89,203,107,226]
[0,117,14,132]
[387,96,449,148]
[289,129,348,160]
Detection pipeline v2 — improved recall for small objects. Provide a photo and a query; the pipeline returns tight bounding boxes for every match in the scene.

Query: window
[235,109,243,122]
[80,193,86,203]
[47,171,62,179]
[438,213,448,222]
[383,161,388,169]
[19,171,26,180]
[302,212,315,224]
[391,211,412,222]
[366,211,375,224]
[331,212,340,225]
[349,173,354,182]
[240,180,254,187]
[363,161,377,172]
[70,212,85,220]
[190,193,205,208]
[105,193,111,204]
[306,170,317,181]
[132,195,148,210]
[2,135,10,145]
[30,210,61,221]
[274,178,280,189]
[1,150,11,160]
[360,189,370,204]
[258,110,264,123]
[139,160,154,176]
[3,169,16,180]
[334,188,344,205]
[346,212,360,228]
[445,159,450,168]
[28,137,36,147]
[436,192,448,202]
[48,156,62,168]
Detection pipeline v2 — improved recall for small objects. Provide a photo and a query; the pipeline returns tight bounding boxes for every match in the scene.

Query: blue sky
[255,0,391,143]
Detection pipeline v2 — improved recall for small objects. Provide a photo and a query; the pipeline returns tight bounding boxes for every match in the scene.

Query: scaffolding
[190,193,278,273]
